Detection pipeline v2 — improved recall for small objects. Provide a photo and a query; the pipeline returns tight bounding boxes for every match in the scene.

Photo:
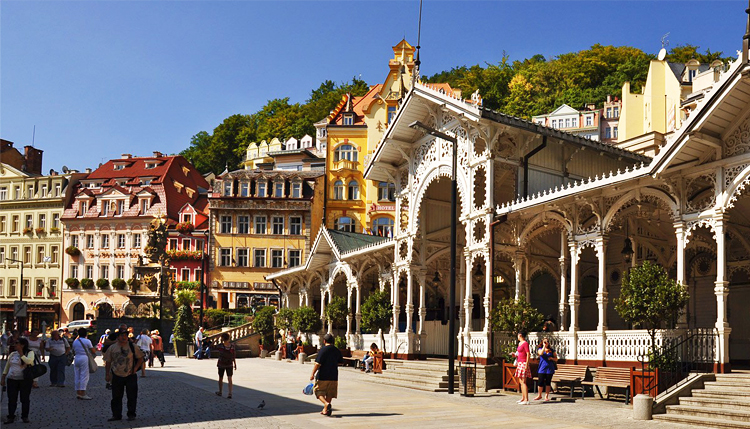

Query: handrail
[637,328,718,398]
[205,322,256,346]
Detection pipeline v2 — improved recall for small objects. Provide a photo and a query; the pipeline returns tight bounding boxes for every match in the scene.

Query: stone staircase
[654,373,750,428]
[358,358,459,392]
[205,322,257,358]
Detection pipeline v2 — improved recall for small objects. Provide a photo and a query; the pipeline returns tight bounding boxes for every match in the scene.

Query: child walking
[215,333,236,399]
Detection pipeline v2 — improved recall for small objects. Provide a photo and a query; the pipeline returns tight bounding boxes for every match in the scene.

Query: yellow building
[319,40,459,237]
[0,161,84,331]
[209,170,324,309]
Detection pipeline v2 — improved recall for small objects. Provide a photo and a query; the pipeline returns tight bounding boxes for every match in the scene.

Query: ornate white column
[464,254,473,334]
[568,240,579,361]
[345,284,353,342]
[319,284,328,333]
[674,221,688,329]
[714,215,731,370]
[299,287,306,307]
[417,269,427,335]
[405,268,414,333]
[595,235,608,362]
[355,282,362,336]
[514,253,523,301]
[391,271,399,335]
[483,254,492,333]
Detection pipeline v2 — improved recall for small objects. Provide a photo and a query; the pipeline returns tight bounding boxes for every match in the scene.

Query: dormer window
[257,181,267,198]
[223,181,232,196]
[182,166,190,176]
[274,181,284,198]
[117,200,125,215]
[79,201,89,216]
[173,180,184,193]
[101,201,110,216]
[343,114,354,126]
[145,162,158,169]
[291,182,302,198]
[185,188,195,198]
[41,184,48,197]
[139,199,150,215]
[140,178,152,186]
[114,164,125,171]
[240,182,249,197]
[183,213,193,224]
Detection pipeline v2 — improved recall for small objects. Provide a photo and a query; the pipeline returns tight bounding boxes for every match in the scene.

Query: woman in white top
[1,338,35,424]
[26,328,45,388]
[71,328,97,400]
[135,329,152,376]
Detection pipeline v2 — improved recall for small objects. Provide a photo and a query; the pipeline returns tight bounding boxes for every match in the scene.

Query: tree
[252,306,276,347]
[614,261,689,369]
[174,290,197,342]
[361,289,392,352]
[292,306,323,336]
[325,296,348,330]
[490,297,544,361]
[666,44,734,64]
[275,307,295,332]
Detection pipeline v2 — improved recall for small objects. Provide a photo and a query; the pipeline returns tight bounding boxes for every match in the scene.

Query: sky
[1,1,745,172]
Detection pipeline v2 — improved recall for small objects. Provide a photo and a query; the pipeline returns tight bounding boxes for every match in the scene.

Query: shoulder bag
[23,352,48,380]
[78,338,98,373]
[65,338,75,366]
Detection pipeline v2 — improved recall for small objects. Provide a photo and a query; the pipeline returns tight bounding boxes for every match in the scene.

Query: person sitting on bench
[363,343,379,373]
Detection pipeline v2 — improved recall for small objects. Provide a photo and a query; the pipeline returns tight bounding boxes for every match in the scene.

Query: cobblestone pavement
[1,354,691,429]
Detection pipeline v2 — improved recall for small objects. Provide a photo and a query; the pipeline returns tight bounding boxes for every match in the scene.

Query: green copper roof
[326,229,388,254]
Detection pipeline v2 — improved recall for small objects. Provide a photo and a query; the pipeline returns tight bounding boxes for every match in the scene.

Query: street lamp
[5,256,25,330]
[177,229,209,327]
[409,120,458,394]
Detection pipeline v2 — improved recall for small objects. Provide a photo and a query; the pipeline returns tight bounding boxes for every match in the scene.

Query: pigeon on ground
[257,400,265,409]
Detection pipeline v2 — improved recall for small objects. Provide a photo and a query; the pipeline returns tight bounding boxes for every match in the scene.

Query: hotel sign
[369,203,395,212]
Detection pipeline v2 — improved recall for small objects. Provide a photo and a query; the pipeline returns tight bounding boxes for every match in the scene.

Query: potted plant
[49,226,61,234]
[65,278,80,289]
[127,277,141,292]
[175,222,194,234]
[174,289,197,357]
[293,306,322,354]
[361,289,392,356]
[65,246,80,257]
[111,278,126,290]
[35,227,45,235]
[22,227,33,235]
[490,297,544,391]
[253,306,276,358]
[96,278,110,289]
[80,278,94,289]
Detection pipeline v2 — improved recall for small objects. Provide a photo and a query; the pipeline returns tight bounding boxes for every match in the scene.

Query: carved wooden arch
[602,187,679,232]
[409,163,471,235]
[329,263,355,289]
[724,164,750,210]
[519,211,572,247]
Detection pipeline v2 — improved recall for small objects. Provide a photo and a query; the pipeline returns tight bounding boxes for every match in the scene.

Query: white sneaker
[516,399,524,404]
[519,401,529,405]
[79,395,93,400]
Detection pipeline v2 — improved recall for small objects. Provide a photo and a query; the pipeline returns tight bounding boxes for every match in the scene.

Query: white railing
[577,332,600,360]
[466,332,488,358]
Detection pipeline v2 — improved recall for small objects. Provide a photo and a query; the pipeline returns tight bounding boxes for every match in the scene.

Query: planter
[260,349,269,359]
[502,360,537,392]
[632,368,659,397]
[175,340,188,357]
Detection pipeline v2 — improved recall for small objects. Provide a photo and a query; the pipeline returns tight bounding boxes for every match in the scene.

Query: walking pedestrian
[1,330,9,360]
[45,330,70,387]
[135,330,151,376]
[194,327,204,359]
[533,337,558,401]
[310,333,342,416]
[1,338,35,423]
[168,332,174,355]
[25,328,45,388]
[285,330,295,360]
[215,333,236,398]
[150,330,165,367]
[72,327,96,400]
[98,329,110,351]
[512,331,531,405]
[104,329,143,422]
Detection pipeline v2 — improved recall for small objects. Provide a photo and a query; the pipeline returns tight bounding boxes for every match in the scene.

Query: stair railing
[205,322,256,347]
[637,328,718,398]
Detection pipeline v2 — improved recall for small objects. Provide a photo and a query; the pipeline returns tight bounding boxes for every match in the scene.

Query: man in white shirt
[134,330,152,377]
[194,327,204,359]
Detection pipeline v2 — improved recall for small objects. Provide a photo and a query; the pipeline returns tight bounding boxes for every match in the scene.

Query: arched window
[378,182,396,201]
[334,216,355,233]
[372,217,394,237]
[333,181,345,200]
[348,180,359,200]
[334,144,358,162]
[97,302,113,319]
[72,302,85,321]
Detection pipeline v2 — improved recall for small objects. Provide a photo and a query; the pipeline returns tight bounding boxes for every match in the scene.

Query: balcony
[331,159,360,172]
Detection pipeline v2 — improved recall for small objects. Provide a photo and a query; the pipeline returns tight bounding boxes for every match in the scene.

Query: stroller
[194,338,211,359]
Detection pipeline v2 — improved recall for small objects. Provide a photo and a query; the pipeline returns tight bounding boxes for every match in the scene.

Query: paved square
[1,355,689,428]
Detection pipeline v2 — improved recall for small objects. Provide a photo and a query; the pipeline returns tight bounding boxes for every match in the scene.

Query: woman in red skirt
[513,331,531,405]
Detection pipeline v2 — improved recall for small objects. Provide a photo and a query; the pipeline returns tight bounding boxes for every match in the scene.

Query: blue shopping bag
[303,382,314,396]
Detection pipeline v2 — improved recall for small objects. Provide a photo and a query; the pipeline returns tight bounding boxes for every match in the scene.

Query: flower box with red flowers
[166,249,203,261]
[22,227,33,235]
[175,222,194,234]
[35,227,46,235]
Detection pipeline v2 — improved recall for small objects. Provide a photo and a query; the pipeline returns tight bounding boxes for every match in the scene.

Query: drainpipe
[489,214,507,360]
[522,136,547,198]
[271,279,283,309]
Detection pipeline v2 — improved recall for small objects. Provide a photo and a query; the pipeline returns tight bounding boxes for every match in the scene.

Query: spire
[412,0,423,87]
[744,0,750,63]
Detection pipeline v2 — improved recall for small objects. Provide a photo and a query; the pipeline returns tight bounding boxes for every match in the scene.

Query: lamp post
[177,229,209,327]
[409,120,458,394]
[6,256,25,330]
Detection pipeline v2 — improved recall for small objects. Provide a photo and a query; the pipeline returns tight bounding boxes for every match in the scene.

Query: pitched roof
[326,229,388,253]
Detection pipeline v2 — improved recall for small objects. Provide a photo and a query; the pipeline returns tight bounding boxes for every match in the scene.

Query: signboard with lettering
[369,203,395,212]
[223,281,250,289]
[253,282,276,291]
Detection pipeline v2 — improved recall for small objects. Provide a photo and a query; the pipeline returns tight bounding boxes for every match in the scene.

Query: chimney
[23,145,43,175]
[607,95,611,103]
[153,151,163,158]
[85,168,92,174]
[121,154,132,159]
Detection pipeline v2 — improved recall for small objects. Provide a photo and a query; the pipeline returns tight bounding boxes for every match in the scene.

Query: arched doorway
[97,303,113,319]
[72,303,85,321]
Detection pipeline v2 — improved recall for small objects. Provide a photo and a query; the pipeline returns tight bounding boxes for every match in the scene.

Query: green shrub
[80,278,94,289]
[65,278,80,289]
[252,306,276,346]
[111,278,126,289]
[174,305,195,342]
[325,296,348,329]
[293,306,322,334]
[127,277,141,292]
[334,336,347,349]
[275,308,295,332]
[204,309,232,328]
[96,278,110,289]
[175,290,197,307]
[175,281,198,291]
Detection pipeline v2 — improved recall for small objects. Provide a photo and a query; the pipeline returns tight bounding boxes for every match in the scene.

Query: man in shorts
[309,333,342,416]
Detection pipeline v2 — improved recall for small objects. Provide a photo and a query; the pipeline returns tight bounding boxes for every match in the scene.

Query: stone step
[360,373,458,393]
[705,383,750,392]
[715,375,750,382]
[654,413,750,428]
[389,366,457,377]
[370,369,454,384]
[693,390,750,399]
[666,405,750,423]
[680,396,750,411]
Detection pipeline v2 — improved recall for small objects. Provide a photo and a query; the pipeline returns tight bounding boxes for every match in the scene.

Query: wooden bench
[343,350,367,368]
[581,367,633,404]
[532,364,590,398]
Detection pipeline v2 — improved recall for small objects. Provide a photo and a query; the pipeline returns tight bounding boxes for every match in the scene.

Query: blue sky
[1,1,745,172]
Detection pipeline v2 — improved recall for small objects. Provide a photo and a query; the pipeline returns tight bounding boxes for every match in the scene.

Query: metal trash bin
[459,362,476,396]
